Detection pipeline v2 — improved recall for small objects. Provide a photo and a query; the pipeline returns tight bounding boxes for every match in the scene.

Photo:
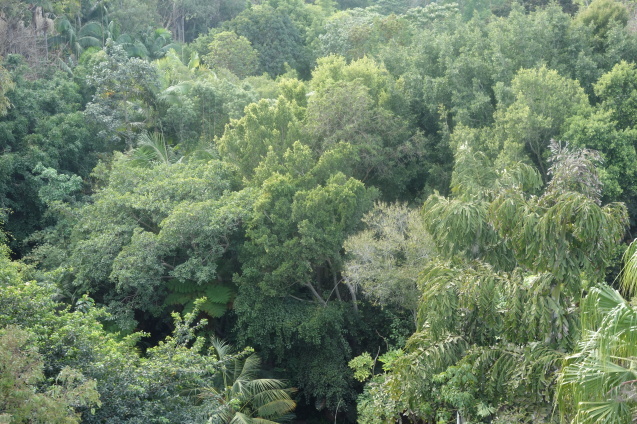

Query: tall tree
[234,141,378,410]
[343,202,435,322]
[84,41,161,148]
[203,31,259,79]
[494,67,591,179]
[353,141,627,423]
[43,155,248,332]
[223,4,309,77]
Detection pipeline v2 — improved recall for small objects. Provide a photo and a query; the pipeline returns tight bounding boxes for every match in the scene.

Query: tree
[594,61,637,130]
[203,339,297,424]
[557,234,637,421]
[0,327,100,424]
[223,4,309,77]
[216,97,304,180]
[562,62,637,228]
[319,8,412,61]
[494,66,591,179]
[203,31,259,79]
[45,155,248,332]
[233,142,378,410]
[84,41,160,147]
[157,0,246,43]
[155,49,257,146]
[306,55,426,198]
[0,247,232,423]
[0,0,49,59]
[343,202,435,321]
[576,0,628,42]
[353,141,627,423]
[565,110,637,214]
[108,0,162,40]
[48,18,103,59]
[0,56,96,255]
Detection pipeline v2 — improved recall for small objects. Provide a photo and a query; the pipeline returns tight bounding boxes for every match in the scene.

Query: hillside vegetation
[1,0,637,423]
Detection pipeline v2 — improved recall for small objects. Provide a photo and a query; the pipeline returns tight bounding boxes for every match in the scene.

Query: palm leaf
[255,398,297,420]
[229,411,253,424]
[620,239,637,298]
[205,343,296,424]
[78,21,103,39]
[211,337,234,361]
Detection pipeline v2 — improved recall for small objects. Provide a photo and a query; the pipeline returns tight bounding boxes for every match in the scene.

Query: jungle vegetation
[1,0,637,423]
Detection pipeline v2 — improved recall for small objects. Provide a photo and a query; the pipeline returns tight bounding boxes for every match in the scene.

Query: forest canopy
[2,0,637,423]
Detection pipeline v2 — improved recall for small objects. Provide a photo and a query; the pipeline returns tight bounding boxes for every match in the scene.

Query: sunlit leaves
[217,98,304,180]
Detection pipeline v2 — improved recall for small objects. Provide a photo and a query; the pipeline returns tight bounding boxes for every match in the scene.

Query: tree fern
[164,279,234,318]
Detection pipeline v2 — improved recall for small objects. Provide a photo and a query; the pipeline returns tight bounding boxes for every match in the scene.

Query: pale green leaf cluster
[344,202,435,317]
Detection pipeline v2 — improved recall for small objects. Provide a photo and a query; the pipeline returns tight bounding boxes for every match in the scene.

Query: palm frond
[129,131,177,167]
[557,285,637,423]
[620,239,637,298]
[205,342,296,424]
[211,337,234,361]
[235,354,262,385]
[230,411,253,424]
[255,398,297,420]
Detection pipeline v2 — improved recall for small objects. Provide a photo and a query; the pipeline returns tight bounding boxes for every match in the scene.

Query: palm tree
[556,240,637,424]
[128,131,180,167]
[202,339,296,424]
[141,27,180,60]
[48,18,103,58]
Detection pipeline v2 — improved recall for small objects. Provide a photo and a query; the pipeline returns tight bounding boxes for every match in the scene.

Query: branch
[288,295,311,303]
[161,261,175,270]
[344,281,359,313]
[305,282,327,307]
[327,258,342,302]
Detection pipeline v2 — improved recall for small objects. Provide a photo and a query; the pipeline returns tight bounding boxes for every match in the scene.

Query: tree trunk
[345,282,358,313]
[305,282,327,307]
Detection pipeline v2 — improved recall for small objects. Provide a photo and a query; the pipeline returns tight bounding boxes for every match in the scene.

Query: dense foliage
[2,0,637,423]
